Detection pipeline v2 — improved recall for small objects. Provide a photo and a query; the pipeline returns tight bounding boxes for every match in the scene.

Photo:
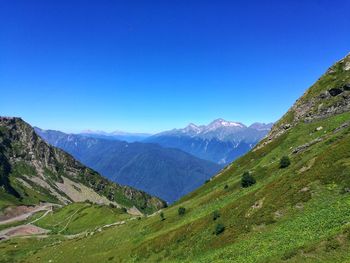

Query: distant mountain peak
[183,123,202,133]
[207,118,246,130]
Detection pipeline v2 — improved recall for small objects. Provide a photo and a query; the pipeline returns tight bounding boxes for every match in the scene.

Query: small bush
[215,223,225,235]
[160,211,165,221]
[121,207,127,213]
[212,210,220,221]
[205,179,210,184]
[224,184,229,190]
[281,248,298,260]
[325,238,340,252]
[241,171,256,188]
[109,203,116,209]
[178,207,186,216]
[280,156,291,168]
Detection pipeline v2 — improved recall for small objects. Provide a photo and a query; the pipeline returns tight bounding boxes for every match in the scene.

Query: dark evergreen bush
[160,211,165,221]
[212,210,220,221]
[241,171,256,188]
[280,156,291,168]
[178,207,186,216]
[215,223,225,235]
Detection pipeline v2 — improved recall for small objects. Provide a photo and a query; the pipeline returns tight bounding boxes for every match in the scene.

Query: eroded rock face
[344,61,350,71]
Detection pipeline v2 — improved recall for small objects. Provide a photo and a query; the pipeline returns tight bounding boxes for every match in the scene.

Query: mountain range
[34,128,221,203]
[79,130,151,142]
[146,119,273,164]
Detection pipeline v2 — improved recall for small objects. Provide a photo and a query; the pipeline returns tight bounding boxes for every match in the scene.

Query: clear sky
[1,0,350,133]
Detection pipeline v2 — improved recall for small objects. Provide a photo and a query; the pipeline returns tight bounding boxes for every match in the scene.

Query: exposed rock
[245,198,265,218]
[274,210,284,219]
[295,203,304,209]
[299,187,310,192]
[333,121,350,133]
[319,91,330,99]
[316,126,323,131]
[292,138,322,154]
[298,158,316,174]
[344,62,350,71]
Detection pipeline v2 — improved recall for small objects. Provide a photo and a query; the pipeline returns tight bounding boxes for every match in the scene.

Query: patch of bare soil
[7,225,48,236]
[0,224,49,240]
[0,206,36,221]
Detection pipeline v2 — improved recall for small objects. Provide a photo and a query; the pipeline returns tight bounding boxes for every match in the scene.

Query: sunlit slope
[3,54,350,262]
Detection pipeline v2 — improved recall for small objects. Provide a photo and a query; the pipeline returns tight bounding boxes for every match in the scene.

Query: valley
[0,52,350,262]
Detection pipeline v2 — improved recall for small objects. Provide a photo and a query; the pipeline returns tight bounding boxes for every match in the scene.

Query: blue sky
[1,0,350,133]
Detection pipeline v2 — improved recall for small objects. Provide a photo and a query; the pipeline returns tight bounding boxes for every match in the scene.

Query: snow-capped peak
[206,119,245,130]
[183,123,202,133]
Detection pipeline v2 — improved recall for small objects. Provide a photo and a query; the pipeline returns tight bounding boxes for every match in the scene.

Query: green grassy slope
[1,54,350,262]
[33,202,131,235]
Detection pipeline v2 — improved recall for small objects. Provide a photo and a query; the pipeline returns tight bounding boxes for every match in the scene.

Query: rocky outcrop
[254,53,350,151]
[292,138,323,154]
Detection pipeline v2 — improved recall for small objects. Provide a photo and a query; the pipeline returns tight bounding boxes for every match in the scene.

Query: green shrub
[178,207,186,216]
[280,156,291,168]
[160,211,165,221]
[224,184,229,190]
[215,223,225,235]
[121,207,127,213]
[212,210,220,221]
[241,171,256,188]
[281,248,298,260]
[325,238,340,252]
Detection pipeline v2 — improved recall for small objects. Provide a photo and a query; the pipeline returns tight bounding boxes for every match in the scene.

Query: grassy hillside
[1,54,350,262]
[33,202,131,235]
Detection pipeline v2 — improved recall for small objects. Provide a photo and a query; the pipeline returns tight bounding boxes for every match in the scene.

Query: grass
[33,202,131,235]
